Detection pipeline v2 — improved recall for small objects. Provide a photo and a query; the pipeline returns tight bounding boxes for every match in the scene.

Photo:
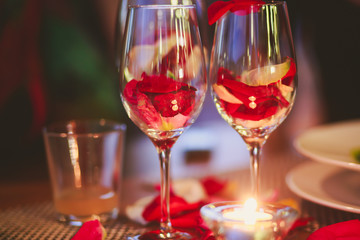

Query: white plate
[294,119,360,171]
[286,161,360,213]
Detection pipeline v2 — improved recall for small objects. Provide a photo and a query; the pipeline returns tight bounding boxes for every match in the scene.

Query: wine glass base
[127,229,198,240]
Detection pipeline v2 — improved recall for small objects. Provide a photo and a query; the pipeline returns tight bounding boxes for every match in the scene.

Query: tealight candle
[201,200,299,240]
[223,198,273,224]
[221,198,274,240]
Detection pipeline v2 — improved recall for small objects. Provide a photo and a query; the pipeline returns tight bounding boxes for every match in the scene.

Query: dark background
[0,0,359,185]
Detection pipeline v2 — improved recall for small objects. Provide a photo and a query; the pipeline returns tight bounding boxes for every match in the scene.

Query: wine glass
[115,0,210,71]
[209,1,297,200]
[118,1,207,239]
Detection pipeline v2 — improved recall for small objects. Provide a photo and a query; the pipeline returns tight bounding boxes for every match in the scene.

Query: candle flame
[244,198,257,212]
[243,198,258,225]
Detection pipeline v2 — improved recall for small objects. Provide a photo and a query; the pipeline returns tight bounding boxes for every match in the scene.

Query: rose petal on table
[154,177,227,202]
[71,219,106,240]
[142,193,203,222]
[171,211,203,228]
[307,219,360,240]
[172,212,216,239]
[201,176,227,196]
[127,176,228,231]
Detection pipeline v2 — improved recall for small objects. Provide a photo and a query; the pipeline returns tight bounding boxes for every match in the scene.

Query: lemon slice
[213,84,243,104]
[241,58,292,86]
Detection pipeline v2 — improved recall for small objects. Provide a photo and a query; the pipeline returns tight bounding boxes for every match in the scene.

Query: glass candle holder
[200,201,298,240]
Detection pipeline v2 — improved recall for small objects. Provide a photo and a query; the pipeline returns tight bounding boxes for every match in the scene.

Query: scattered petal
[307,220,360,240]
[71,219,106,240]
[201,177,227,196]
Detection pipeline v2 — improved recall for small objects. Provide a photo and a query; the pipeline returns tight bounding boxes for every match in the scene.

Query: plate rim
[294,119,360,171]
[286,161,360,214]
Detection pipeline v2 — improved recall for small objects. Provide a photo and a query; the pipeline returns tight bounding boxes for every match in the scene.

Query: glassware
[118,1,207,239]
[200,201,298,240]
[43,119,126,226]
[209,1,297,199]
[115,0,209,71]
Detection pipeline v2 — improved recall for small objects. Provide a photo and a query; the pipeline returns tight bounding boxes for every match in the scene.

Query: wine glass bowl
[210,2,296,139]
[121,4,207,139]
[115,0,210,71]
[118,1,207,239]
[209,1,297,198]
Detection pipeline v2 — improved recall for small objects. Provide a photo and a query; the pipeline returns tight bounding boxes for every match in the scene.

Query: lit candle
[222,198,274,240]
[223,198,273,223]
[201,199,299,240]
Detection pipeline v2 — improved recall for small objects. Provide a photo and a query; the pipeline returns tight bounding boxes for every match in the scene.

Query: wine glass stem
[248,141,264,200]
[157,147,173,234]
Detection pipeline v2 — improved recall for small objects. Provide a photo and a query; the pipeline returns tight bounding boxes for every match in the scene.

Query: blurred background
[0,0,359,193]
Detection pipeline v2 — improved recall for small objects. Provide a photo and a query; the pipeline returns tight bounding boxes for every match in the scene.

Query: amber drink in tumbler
[43,119,126,225]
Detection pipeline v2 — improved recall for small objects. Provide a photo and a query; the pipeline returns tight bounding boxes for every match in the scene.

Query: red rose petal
[208,0,265,25]
[153,92,180,117]
[220,78,289,107]
[140,192,215,239]
[217,67,236,85]
[136,92,162,128]
[231,1,265,16]
[139,72,185,93]
[289,217,313,231]
[123,79,139,105]
[201,231,216,240]
[153,89,196,117]
[142,193,203,222]
[208,1,235,25]
[307,220,360,240]
[123,80,163,129]
[224,98,279,121]
[71,219,105,240]
[171,211,202,228]
[178,88,196,115]
[201,177,227,196]
[123,72,198,130]
[281,57,297,86]
[215,59,295,121]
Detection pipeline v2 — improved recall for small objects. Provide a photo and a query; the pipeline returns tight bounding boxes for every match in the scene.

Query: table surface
[1,121,359,239]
